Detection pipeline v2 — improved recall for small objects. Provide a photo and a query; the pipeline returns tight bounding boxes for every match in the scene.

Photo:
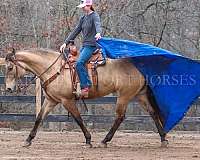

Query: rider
[60,0,102,98]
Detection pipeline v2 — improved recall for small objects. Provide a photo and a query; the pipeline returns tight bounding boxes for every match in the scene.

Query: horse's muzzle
[6,88,14,93]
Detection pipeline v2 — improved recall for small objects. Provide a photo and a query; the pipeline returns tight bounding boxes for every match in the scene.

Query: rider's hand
[95,33,101,41]
[60,43,66,53]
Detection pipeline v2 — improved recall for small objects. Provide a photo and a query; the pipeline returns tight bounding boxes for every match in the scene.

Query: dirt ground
[0,130,200,160]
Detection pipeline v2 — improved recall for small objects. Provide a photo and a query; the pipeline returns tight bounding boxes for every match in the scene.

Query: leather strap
[42,64,65,90]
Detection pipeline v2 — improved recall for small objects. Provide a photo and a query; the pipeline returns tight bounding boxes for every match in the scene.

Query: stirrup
[72,89,89,99]
[72,90,81,98]
[72,83,81,98]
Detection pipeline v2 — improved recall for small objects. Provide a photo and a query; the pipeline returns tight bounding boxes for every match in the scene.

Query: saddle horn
[69,40,75,45]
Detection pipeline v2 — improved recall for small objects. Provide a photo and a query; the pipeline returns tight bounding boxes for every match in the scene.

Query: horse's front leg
[101,97,128,147]
[62,99,92,148]
[23,98,57,147]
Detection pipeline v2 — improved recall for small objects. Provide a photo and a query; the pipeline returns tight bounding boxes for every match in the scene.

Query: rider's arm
[93,13,102,34]
[64,16,84,45]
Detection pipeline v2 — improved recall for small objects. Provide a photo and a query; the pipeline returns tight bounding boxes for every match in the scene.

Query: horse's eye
[7,66,13,71]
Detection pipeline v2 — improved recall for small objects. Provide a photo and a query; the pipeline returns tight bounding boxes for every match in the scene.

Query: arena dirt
[0,130,200,160]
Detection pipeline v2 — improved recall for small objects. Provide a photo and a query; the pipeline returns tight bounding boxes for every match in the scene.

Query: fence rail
[0,114,200,124]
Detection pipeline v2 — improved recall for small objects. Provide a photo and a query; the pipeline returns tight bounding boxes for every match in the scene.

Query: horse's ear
[5,48,16,62]
[12,48,16,55]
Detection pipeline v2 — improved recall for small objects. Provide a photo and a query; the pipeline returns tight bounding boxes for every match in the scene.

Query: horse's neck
[16,51,60,82]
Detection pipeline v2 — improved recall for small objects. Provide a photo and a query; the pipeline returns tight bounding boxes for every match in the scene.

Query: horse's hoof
[87,143,93,148]
[23,141,32,147]
[83,143,93,149]
[99,142,107,148]
[161,140,169,148]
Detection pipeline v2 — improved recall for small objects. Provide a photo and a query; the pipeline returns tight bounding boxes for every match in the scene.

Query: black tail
[146,85,164,125]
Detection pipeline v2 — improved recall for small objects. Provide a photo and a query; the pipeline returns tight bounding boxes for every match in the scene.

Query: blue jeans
[76,46,97,89]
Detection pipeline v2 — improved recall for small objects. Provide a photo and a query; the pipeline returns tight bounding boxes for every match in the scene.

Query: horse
[4,48,168,148]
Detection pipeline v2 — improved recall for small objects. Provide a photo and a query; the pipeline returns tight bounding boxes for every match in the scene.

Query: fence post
[35,79,42,117]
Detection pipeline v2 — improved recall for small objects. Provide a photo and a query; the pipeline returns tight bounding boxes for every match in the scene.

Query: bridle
[6,51,64,93]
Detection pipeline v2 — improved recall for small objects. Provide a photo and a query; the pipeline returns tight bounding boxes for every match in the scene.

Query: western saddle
[63,41,106,98]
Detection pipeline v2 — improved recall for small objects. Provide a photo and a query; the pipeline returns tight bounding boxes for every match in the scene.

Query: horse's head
[5,49,26,92]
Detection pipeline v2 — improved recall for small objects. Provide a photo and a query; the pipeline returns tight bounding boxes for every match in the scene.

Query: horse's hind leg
[62,99,92,147]
[150,112,168,147]
[101,96,128,147]
[23,98,57,147]
[136,93,168,147]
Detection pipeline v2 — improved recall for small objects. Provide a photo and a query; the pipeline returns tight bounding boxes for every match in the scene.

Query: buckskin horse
[3,48,168,148]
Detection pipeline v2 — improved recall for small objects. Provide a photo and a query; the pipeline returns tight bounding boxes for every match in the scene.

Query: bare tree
[0,0,200,58]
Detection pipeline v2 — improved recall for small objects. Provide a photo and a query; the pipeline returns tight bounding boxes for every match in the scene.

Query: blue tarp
[97,37,200,132]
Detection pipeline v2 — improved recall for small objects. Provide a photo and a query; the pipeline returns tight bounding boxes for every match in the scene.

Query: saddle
[64,43,106,98]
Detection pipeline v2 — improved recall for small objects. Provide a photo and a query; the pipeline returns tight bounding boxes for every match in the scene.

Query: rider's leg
[76,46,97,96]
